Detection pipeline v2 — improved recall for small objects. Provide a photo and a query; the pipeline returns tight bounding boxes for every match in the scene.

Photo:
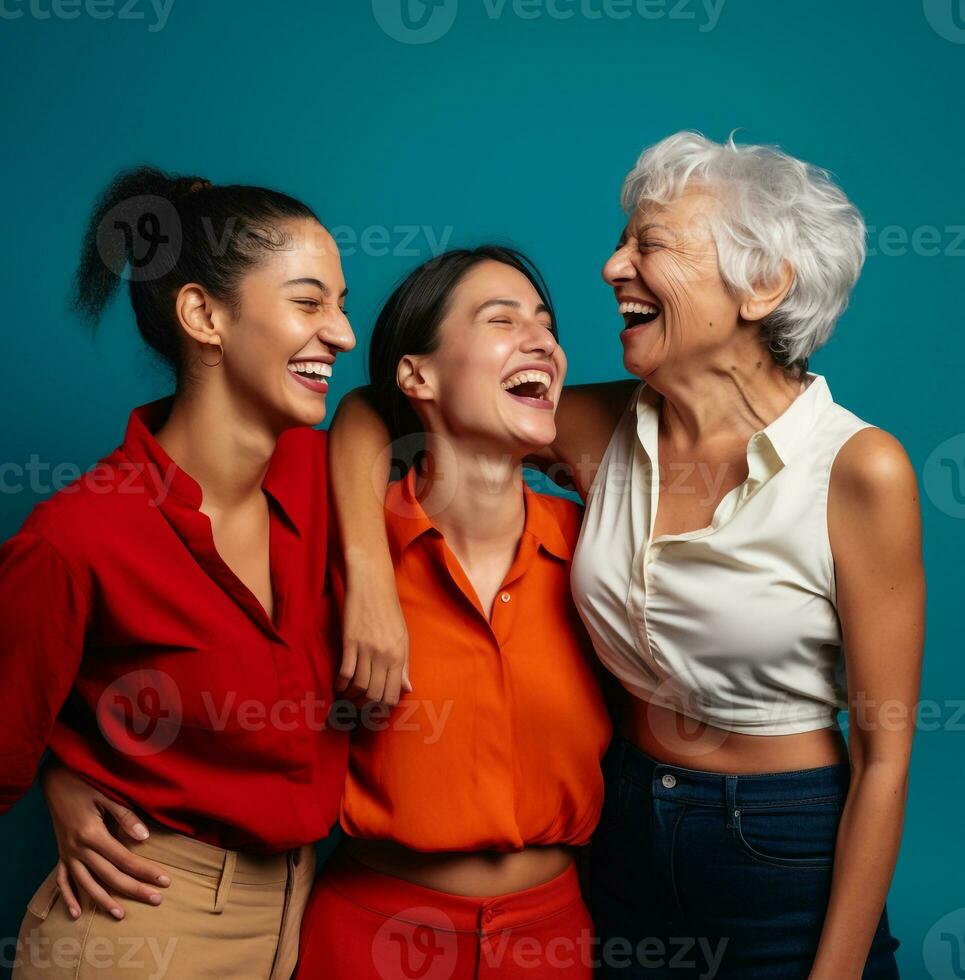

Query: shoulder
[533,490,585,547]
[3,476,120,591]
[826,427,923,602]
[270,425,328,491]
[14,446,134,553]
[827,426,921,557]
[0,527,89,594]
[830,426,918,504]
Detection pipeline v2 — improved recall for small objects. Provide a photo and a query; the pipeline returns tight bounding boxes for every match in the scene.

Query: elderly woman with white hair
[328,132,924,978]
[554,133,922,978]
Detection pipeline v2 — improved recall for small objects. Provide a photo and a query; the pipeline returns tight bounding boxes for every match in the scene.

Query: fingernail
[110,908,124,920]
[132,823,150,840]
[69,907,80,919]
[157,874,171,886]
[149,893,162,905]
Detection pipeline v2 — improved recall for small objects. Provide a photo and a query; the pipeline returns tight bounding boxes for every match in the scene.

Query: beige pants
[11,821,316,980]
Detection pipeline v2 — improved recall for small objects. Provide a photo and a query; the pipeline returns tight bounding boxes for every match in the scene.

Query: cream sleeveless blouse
[570,372,874,735]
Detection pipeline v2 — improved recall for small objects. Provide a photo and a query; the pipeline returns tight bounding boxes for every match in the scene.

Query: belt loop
[725,775,739,830]
[213,849,238,915]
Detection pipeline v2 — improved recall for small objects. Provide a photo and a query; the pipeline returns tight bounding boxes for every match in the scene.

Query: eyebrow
[283,278,349,299]
[475,298,551,317]
[618,222,674,246]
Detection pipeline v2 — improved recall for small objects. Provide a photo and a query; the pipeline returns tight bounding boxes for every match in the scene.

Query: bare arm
[809,427,925,979]
[327,387,410,706]
[524,380,639,499]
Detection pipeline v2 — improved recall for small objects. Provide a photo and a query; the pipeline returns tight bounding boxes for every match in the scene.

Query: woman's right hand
[336,561,412,707]
[39,757,171,919]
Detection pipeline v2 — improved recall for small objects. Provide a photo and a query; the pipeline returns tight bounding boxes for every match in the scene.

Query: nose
[602,242,635,287]
[520,318,558,358]
[320,308,356,354]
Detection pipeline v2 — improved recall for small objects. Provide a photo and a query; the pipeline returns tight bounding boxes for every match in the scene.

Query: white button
[500,592,511,603]
[661,773,677,789]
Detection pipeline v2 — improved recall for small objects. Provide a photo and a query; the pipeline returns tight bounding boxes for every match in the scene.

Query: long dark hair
[367,245,558,445]
[73,165,319,377]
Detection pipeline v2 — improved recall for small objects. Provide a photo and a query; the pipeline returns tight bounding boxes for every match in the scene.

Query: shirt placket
[426,533,527,846]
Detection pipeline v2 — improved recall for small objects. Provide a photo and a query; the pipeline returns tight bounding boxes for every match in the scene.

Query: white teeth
[288,361,333,379]
[618,301,660,316]
[500,369,552,394]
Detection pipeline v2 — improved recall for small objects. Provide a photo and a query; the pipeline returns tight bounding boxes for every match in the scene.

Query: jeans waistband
[605,735,851,808]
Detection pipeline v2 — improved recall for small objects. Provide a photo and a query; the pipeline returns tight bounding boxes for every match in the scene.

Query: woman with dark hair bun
[0,165,356,979]
[295,248,612,979]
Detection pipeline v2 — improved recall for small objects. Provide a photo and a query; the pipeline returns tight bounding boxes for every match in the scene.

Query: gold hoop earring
[200,343,224,368]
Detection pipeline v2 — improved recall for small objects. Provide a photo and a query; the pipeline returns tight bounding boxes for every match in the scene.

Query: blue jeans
[588,736,901,978]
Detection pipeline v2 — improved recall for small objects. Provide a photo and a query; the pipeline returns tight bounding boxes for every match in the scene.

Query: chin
[302,403,328,427]
[620,329,666,380]
[622,348,661,380]
[513,424,556,454]
[281,395,328,430]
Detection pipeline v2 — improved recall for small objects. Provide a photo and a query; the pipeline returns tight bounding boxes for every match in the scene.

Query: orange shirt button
[500,592,511,603]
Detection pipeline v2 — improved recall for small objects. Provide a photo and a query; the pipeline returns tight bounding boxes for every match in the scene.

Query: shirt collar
[757,372,833,465]
[121,396,306,534]
[384,467,572,562]
[635,371,833,478]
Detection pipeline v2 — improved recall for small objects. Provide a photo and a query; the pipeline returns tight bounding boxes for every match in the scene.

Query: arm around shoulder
[526,379,639,499]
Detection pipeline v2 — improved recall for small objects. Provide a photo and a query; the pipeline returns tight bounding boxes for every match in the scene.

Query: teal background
[1,1,963,976]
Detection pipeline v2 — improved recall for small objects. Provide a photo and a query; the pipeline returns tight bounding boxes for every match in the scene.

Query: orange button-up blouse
[335,468,612,852]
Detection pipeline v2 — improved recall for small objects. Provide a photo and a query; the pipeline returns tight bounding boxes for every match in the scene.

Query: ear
[174,283,225,350]
[396,354,436,405]
[739,260,794,323]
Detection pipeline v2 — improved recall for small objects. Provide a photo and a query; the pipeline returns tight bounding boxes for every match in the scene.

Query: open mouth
[619,300,662,331]
[500,369,554,410]
[287,358,332,394]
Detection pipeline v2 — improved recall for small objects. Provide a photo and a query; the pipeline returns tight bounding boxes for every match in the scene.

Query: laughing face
[400,260,566,455]
[211,218,356,428]
[603,190,746,380]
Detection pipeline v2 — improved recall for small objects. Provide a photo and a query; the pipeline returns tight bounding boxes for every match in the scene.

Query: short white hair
[621,132,866,373]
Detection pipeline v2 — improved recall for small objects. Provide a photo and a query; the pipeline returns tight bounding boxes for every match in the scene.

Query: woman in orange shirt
[295,246,612,979]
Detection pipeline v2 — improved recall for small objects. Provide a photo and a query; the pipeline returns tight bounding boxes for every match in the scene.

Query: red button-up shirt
[0,398,347,852]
